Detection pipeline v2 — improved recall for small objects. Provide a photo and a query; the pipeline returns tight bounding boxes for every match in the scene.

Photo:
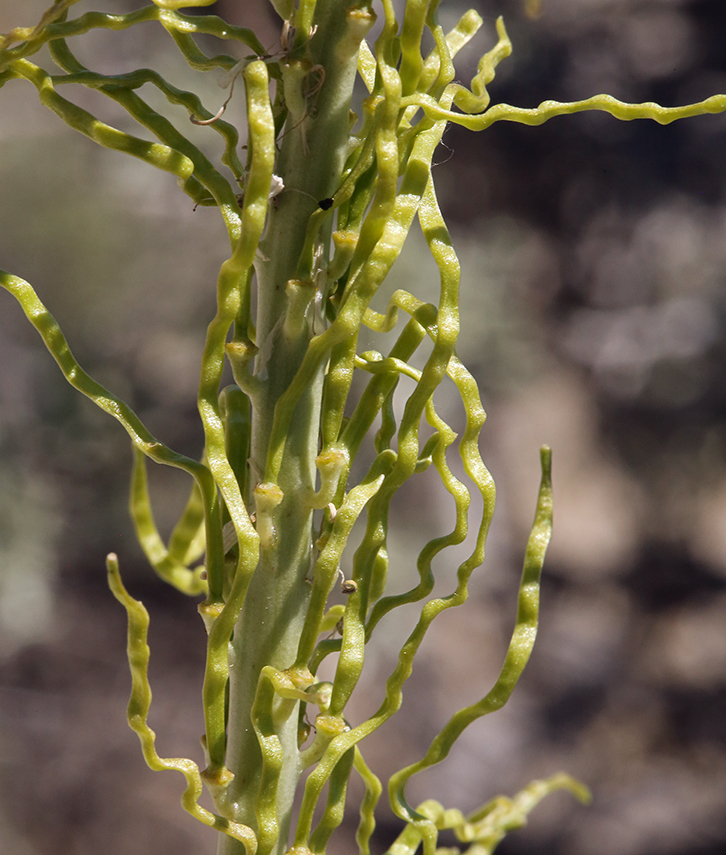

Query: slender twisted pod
[0,271,227,598]
[195,58,274,786]
[130,449,208,596]
[387,448,554,852]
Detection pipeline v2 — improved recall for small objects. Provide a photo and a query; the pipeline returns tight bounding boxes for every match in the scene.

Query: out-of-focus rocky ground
[2,1,726,853]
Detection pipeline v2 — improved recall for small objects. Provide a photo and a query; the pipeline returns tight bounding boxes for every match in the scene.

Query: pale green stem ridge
[220,8,377,855]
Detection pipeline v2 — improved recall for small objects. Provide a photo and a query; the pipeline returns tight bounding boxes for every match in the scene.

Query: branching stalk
[2,3,725,855]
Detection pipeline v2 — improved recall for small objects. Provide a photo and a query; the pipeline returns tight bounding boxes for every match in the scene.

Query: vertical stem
[218,4,375,855]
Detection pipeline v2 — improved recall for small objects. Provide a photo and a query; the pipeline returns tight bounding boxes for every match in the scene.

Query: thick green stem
[218,4,375,855]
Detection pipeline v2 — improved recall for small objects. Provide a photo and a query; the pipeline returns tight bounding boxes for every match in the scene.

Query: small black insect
[318,197,333,210]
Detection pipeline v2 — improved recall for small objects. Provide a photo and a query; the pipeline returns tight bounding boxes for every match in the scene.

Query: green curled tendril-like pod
[220,384,253,514]
[195,58,278,784]
[387,448,560,849]
[167,478,207,568]
[129,448,208,596]
[354,747,383,855]
[152,0,217,11]
[0,6,264,76]
[458,773,591,853]
[51,60,246,185]
[197,60,274,570]
[46,35,243,240]
[0,267,237,789]
[0,271,225,582]
[295,462,390,670]
[6,57,208,202]
[106,553,258,854]
[385,773,590,855]
[0,0,81,57]
[308,744,356,855]
[251,668,334,855]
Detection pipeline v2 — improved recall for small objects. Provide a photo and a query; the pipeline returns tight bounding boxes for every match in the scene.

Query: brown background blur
[2,1,726,853]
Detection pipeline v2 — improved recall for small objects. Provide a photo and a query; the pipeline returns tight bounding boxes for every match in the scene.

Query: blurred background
[2,1,726,853]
